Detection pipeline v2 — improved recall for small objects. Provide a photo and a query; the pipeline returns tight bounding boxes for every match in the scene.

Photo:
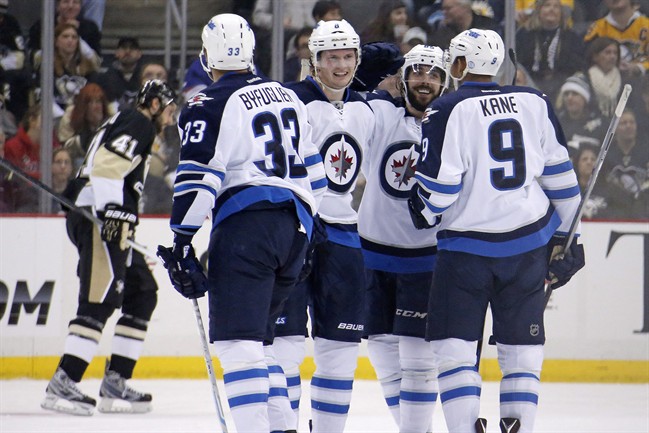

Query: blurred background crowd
[0,0,647,220]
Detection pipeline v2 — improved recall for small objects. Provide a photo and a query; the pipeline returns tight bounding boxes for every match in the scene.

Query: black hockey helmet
[137,79,176,109]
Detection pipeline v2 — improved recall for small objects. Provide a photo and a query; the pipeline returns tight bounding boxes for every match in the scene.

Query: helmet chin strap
[448,58,469,85]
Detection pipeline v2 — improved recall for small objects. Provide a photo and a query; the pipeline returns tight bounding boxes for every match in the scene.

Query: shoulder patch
[187,93,214,107]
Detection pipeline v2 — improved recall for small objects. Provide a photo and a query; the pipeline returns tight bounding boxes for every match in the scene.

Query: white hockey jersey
[416,82,581,257]
[358,92,438,273]
[287,76,375,247]
[171,72,326,239]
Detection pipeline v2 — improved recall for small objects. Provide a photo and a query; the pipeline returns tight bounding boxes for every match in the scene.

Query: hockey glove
[546,236,585,290]
[351,42,405,92]
[407,184,440,230]
[156,240,208,299]
[99,204,136,250]
[298,215,328,282]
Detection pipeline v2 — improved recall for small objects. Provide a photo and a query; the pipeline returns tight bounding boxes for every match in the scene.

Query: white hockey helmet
[447,28,504,79]
[200,13,255,74]
[308,19,361,67]
[401,44,449,94]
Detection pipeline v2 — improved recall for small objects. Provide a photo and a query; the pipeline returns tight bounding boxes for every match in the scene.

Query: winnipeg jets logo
[188,93,213,107]
[321,133,362,193]
[380,141,420,198]
[422,108,438,123]
[330,143,354,180]
[391,150,417,188]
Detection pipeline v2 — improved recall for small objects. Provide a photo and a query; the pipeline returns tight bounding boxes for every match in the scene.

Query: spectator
[59,82,110,170]
[3,104,61,212]
[81,0,105,31]
[361,0,413,44]
[555,73,607,154]
[32,23,101,116]
[253,0,316,34]
[603,108,649,219]
[428,0,501,49]
[511,0,574,26]
[51,147,73,211]
[140,62,168,83]
[516,0,585,102]
[400,25,428,54]
[0,0,30,122]
[29,0,102,59]
[93,37,143,113]
[0,121,9,212]
[584,0,649,79]
[312,0,342,22]
[572,143,610,219]
[283,26,312,82]
[585,36,624,117]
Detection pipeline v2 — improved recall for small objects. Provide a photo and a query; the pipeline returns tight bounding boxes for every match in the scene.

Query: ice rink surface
[1,379,647,432]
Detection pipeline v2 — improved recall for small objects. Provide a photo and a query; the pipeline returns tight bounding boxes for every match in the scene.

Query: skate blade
[97,398,152,414]
[41,394,94,416]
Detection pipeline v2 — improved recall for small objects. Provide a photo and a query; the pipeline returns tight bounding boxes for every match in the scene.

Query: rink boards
[1,216,647,382]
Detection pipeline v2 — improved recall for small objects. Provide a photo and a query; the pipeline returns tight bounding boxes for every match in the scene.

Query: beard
[407,85,436,112]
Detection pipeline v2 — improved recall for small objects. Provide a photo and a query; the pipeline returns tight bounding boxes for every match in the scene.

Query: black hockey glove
[546,236,585,290]
[350,42,405,92]
[298,215,328,283]
[157,239,208,299]
[407,185,440,230]
[99,204,136,250]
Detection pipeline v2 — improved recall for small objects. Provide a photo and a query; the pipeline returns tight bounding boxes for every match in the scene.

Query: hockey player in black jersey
[41,80,177,416]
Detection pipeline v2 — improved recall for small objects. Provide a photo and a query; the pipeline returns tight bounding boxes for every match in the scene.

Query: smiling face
[405,64,444,112]
[576,148,597,179]
[315,48,358,90]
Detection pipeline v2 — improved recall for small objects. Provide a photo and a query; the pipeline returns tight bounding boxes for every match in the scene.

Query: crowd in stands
[0,0,647,220]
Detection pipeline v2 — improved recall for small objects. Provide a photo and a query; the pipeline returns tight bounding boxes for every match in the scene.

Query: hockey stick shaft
[0,156,158,261]
[192,299,229,433]
[543,84,632,307]
[508,48,518,86]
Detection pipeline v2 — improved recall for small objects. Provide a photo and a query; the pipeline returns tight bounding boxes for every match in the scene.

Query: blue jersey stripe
[416,174,462,195]
[440,386,481,403]
[400,391,438,402]
[177,162,225,179]
[361,249,436,273]
[325,224,361,248]
[223,368,268,383]
[173,182,218,197]
[543,185,580,200]
[438,366,477,378]
[311,400,350,414]
[542,160,574,175]
[311,177,328,190]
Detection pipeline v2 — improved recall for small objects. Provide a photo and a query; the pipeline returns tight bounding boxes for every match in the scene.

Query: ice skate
[41,367,96,416]
[98,362,152,414]
[500,417,521,433]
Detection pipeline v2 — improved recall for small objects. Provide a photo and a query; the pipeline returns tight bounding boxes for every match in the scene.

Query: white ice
[1,379,647,432]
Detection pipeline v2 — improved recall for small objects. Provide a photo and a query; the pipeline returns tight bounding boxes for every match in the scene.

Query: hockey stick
[191,298,229,432]
[543,83,632,308]
[0,156,158,261]
[508,48,518,86]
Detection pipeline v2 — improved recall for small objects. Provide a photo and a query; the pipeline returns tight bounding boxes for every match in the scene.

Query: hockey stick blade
[543,84,632,308]
[0,156,158,261]
[192,299,229,432]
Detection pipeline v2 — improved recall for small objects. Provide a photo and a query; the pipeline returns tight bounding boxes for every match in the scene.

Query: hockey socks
[367,334,401,426]
[265,345,297,432]
[399,336,438,433]
[215,340,270,432]
[310,338,359,433]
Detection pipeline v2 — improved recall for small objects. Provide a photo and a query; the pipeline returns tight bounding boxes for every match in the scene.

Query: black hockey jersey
[70,109,157,215]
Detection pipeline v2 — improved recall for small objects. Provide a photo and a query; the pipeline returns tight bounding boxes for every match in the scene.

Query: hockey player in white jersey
[409,29,586,433]
[272,19,375,433]
[358,44,448,433]
[156,14,325,433]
